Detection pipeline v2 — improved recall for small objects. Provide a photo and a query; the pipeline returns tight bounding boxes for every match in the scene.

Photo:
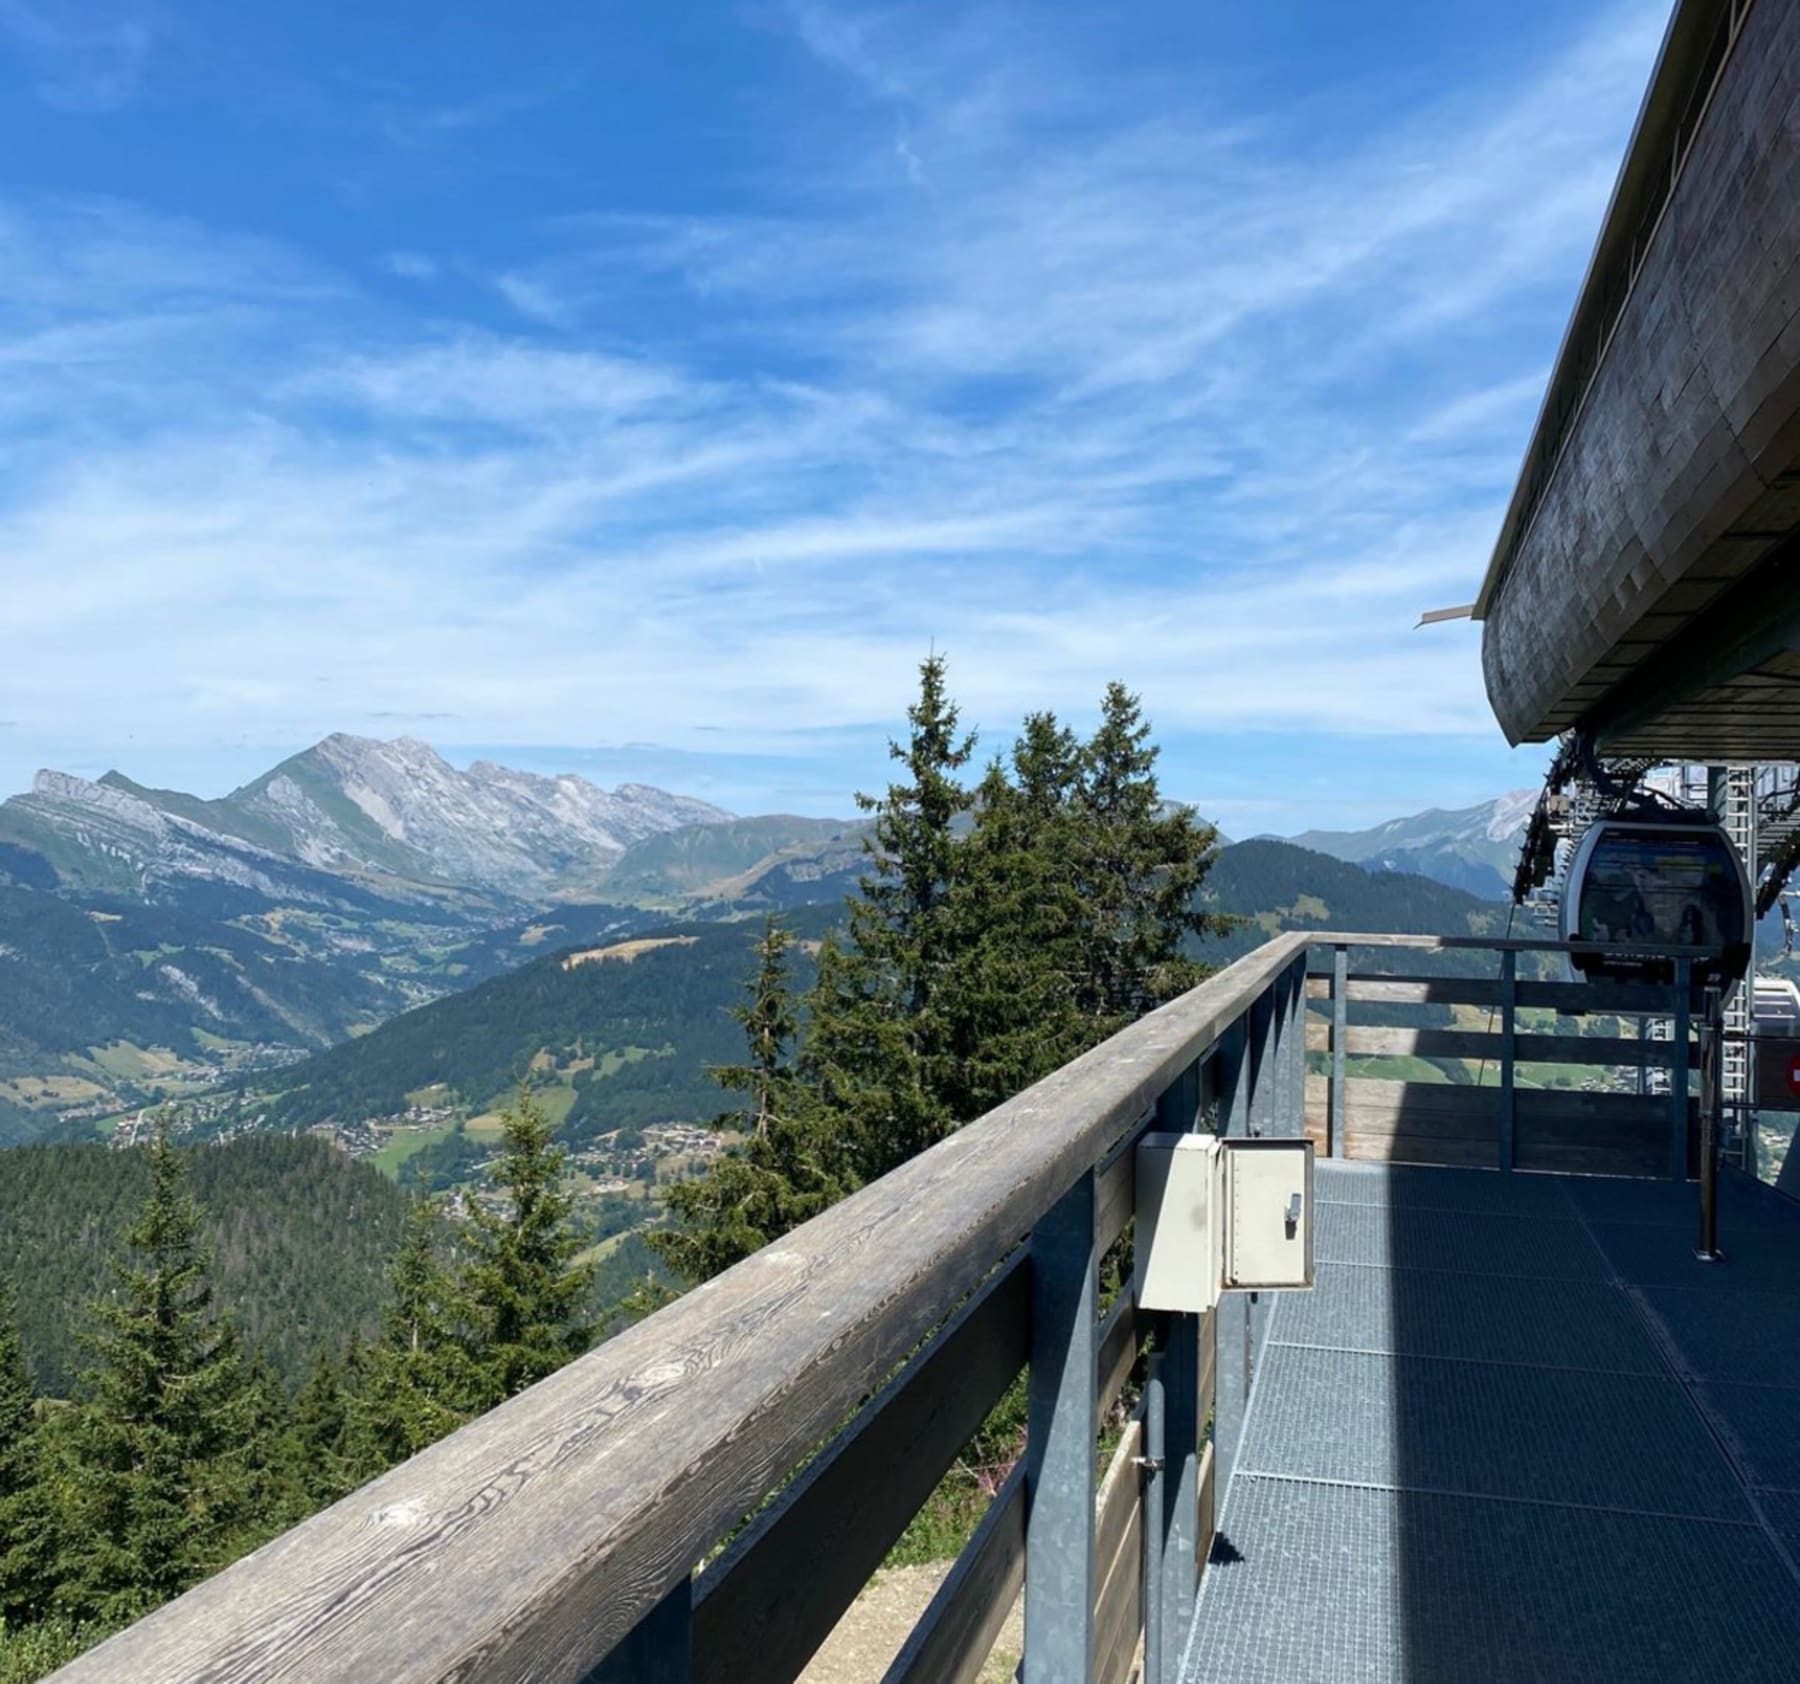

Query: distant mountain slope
[250,842,1502,1146]
[0,1134,409,1394]
[256,905,839,1141]
[1199,838,1506,963]
[0,884,423,1144]
[600,815,862,905]
[0,767,462,913]
[1284,792,1533,900]
[0,737,752,1137]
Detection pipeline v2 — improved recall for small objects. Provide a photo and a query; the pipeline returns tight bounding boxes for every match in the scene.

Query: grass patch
[596,1045,656,1077]
[86,1041,192,1079]
[370,1121,459,1178]
[0,1619,120,1684]
[0,1075,110,1110]
[1345,1055,1452,1084]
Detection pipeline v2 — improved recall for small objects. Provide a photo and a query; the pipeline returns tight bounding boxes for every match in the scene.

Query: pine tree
[235,1350,305,1543]
[715,917,802,1139]
[0,1277,51,1632]
[459,1087,595,1408]
[52,1121,262,1625]
[350,1203,475,1470]
[1071,682,1230,1030]
[652,919,854,1283]
[808,654,978,1177]
[285,1346,359,1511]
[934,750,1089,1119]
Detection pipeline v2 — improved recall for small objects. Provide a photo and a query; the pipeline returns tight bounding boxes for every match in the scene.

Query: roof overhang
[1476,0,1800,761]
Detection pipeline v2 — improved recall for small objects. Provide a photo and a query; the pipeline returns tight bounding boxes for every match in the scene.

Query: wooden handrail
[1308,931,1723,959]
[53,933,1311,1684]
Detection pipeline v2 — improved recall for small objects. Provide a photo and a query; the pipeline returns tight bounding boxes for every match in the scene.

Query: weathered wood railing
[1303,933,1709,1180]
[51,932,1313,1684]
[49,930,1707,1684]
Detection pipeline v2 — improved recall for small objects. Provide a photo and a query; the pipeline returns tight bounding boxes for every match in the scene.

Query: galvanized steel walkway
[1184,1160,1800,1683]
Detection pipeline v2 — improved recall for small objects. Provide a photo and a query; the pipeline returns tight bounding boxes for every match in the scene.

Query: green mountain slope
[0,1134,410,1395]
[257,905,838,1143]
[599,815,860,904]
[1199,838,1506,961]
[1284,794,1533,901]
[253,842,1499,1148]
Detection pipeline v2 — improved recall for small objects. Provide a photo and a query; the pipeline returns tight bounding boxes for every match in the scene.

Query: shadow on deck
[1185,1160,1800,1683]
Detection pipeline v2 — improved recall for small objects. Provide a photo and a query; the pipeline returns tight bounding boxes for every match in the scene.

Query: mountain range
[0,735,861,1141]
[244,842,1503,1150]
[0,734,731,906]
[1282,792,1534,900]
[0,733,1525,1142]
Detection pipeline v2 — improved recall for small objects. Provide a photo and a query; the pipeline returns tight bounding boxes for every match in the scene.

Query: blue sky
[0,0,1671,829]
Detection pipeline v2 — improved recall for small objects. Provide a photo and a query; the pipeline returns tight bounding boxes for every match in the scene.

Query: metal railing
[48,930,1710,1684]
[1307,933,1712,1181]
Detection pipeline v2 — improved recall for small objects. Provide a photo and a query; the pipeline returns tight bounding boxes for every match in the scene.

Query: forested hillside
[1200,838,1504,962]
[246,842,1505,1147]
[599,815,859,904]
[257,906,837,1139]
[0,1135,410,1394]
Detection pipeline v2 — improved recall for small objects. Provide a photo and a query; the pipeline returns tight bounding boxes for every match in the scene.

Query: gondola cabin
[1561,815,1752,987]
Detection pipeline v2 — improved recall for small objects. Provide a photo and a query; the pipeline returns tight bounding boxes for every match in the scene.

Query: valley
[0,734,860,1138]
[0,731,1552,1165]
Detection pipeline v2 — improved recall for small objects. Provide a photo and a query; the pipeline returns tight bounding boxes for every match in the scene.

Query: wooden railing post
[1330,944,1349,1158]
[1024,1170,1099,1684]
[1498,950,1517,1173]
[1671,958,1693,1182]
[587,1579,692,1684]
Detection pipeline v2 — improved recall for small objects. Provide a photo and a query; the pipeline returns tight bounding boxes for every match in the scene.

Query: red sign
[1757,1038,1800,1112]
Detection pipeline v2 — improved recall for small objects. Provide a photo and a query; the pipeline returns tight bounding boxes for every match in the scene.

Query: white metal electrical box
[1222,1138,1314,1291]
[1134,1133,1314,1313]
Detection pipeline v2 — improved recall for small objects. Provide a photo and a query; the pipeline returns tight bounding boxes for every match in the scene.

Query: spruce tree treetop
[54,1118,260,1625]
[350,1201,477,1470]
[652,916,854,1285]
[0,1273,51,1630]
[1074,681,1231,1029]
[712,917,800,1139]
[808,654,980,1175]
[460,1087,595,1409]
[854,651,977,983]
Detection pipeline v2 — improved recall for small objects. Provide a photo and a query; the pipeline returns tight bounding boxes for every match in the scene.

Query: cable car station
[41,3,1800,1683]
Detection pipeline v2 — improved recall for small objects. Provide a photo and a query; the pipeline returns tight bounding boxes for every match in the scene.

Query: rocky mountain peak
[3,735,740,906]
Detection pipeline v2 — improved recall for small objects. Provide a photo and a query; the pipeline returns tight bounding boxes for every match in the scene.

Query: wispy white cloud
[0,1,1666,820]
[381,251,439,281]
[0,0,156,112]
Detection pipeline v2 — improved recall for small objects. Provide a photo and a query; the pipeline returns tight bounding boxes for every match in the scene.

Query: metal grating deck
[1183,1160,1800,1683]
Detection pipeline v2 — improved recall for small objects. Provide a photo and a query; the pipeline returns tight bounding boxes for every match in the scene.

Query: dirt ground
[797,1564,1024,1684]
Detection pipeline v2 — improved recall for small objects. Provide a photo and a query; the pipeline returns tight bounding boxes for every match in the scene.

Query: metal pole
[1670,960,1692,1183]
[1153,1063,1201,1672]
[1141,1351,1166,1684]
[1329,945,1349,1158]
[1024,1171,1098,1683]
[1697,984,1725,1263]
[1498,949,1517,1173]
[1158,1314,1200,1672]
